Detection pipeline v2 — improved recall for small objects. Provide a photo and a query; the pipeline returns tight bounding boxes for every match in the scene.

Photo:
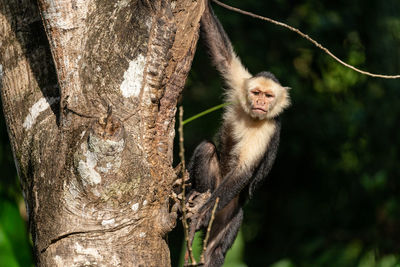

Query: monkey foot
[170,191,181,201]
[173,168,190,187]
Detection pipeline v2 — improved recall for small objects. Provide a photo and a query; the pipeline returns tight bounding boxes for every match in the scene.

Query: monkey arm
[191,166,252,231]
[211,169,251,210]
[201,0,234,73]
[201,0,251,95]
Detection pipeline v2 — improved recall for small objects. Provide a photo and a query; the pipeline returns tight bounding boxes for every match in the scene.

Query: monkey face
[244,76,290,120]
[249,87,275,115]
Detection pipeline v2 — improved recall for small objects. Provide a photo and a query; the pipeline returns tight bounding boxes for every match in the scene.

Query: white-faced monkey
[187,1,291,266]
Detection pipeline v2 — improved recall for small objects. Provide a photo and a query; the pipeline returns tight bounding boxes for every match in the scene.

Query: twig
[182,103,229,126]
[213,0,400,79]
[200,197,220,264]
[179,106,197,265]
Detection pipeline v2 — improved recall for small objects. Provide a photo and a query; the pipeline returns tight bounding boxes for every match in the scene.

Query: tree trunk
[0,0,204,265]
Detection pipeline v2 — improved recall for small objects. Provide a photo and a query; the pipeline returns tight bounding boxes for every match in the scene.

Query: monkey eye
[265,93,274,98]
[251,90,260,96]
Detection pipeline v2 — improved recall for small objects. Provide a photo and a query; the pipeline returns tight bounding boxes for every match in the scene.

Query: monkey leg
[187,141,221,252]
[187,140,221,193]
[203,207,244,267]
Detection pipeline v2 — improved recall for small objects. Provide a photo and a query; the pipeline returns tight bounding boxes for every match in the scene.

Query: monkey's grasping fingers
[186,191,211,218]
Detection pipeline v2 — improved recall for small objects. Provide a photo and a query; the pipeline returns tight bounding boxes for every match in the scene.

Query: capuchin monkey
[187,1,290,266]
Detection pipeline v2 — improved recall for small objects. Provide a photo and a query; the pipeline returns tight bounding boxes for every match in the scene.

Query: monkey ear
[284,86,292,90]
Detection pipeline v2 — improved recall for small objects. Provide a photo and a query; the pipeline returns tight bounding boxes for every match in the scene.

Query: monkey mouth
[252,107,267,114]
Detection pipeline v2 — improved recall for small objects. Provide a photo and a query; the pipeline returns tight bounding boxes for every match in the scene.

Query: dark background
[1,0,399,266]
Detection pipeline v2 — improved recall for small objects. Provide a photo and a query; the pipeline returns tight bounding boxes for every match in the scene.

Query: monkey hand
[186,190,211,219]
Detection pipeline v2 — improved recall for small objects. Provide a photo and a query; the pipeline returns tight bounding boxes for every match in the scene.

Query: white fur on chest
[227,107,276,170]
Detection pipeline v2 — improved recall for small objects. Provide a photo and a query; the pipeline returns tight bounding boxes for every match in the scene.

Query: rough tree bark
[0,0,204,265]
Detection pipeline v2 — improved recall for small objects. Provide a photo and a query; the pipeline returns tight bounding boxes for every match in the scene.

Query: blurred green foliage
[1,0,400,266]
